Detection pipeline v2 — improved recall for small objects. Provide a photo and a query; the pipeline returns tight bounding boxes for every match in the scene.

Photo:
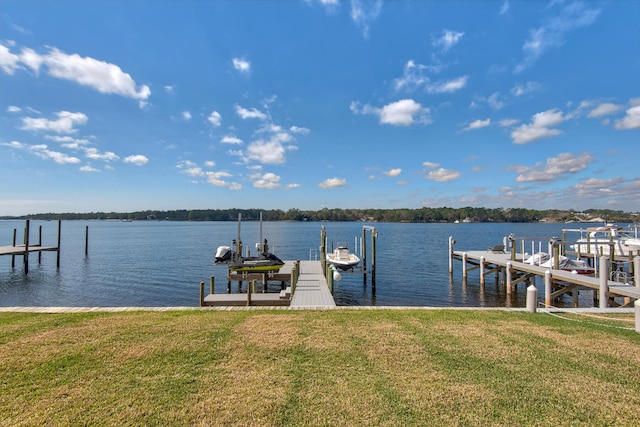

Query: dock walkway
[453,250,640,305]
[202,260,336,308]
[290,260,336,308]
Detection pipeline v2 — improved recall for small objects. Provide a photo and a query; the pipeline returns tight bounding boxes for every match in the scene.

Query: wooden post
[462,252,467,278]
[506,262,512,296]
[634,256,640,288]
[327,264,333,293]
[362,228,367,274]
[544,270,552,308]
[263,273,267,293]
[371,229,377,282]
[11,228,16,268]
[553,242,560,270]
[38,225,42,264]
[24,219,30,274]
[480,256,485,285]
[599,256,609,309]
[199,281,205,306]
[291,265,297,296]
[210,276,215,294]
[56,220,61,268]
[635,299,640,333]
[448,236,454,274]
[247,280,253,306]
[85,225,89,256]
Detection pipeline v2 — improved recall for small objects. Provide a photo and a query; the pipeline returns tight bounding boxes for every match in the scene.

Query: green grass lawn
[1,309,639,426]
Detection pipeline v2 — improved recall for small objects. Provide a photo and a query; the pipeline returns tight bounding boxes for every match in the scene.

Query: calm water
[0,220,602,307]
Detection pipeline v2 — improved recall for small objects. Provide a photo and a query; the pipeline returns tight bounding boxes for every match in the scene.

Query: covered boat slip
[200,260,336,308]
[451,248,640,308]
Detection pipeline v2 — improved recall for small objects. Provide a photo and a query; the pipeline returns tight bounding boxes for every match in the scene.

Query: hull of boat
[229,253,284,273]
[326,256,361,271]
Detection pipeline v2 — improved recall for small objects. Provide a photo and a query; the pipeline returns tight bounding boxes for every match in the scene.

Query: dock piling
[544,270,552,308]
[635,299,640,333]
[599,256,609,309]
[480,256,485,285]
[526,284,537,313]
[199,281,205,306]
[210,276,215,294]
[506,262,512,295]
[635,256,640,288]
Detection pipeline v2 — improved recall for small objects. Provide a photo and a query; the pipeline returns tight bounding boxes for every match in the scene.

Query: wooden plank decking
[290,260,336,308]
[202,260,336,308]
[0,245,59,256]
[453,250,640,302]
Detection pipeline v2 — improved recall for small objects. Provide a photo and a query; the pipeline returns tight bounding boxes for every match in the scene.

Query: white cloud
[234,104,267,120]
[382,168,402,177]
[246,139,287,164]
[422,161,440,169]
[182,111,192,120]
[499,118,519,127]
[500,1,510,15]
[433,29,464,52]
[290,125,310,135]
[253,172,281,189]
[0,42,151,104]
[221,135,243,145]
[353,99,431,126]
[84,147,119,162]
[588,102,621,118]
[614,105,640,130]
[0,43,20,74]
[21,111,88,134]
[204,160,215,168]
[511,109,565,144]
[426,76,468,94]
[286,183,301,189]
[509,152,593,183]
[425,168,461,182]
[511,82,542,97]
[319,177,347,189]
[123,155,149,166]
[7,105,21,113]
[3,141,82,165]
[515,1,601,73]
[80,165,100,172]
[206,171,233,187]
[350,0,382,39]
[45,48,150,102]
[207,110,222,126]
[463,118,491,131]
[232,57,250,74]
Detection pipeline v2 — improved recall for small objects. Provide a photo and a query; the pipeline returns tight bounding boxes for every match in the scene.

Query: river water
[0,220,613,307]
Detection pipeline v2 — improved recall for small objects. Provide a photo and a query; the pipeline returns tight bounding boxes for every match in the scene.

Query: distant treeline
[2,207,638,223]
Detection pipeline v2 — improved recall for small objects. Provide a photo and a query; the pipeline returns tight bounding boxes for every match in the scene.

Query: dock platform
[201,260,336,308]
[452,249,640,307]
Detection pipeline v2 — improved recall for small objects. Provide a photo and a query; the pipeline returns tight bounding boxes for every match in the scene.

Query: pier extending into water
[0,219,65,274]
[449,235,640,309]
[200,260,336,308]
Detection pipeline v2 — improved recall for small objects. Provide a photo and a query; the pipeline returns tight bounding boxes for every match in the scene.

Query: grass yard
[1,309,639,426]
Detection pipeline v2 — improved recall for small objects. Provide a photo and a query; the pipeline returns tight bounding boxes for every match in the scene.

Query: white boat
[568,224,640,257]
[326,246,361,271]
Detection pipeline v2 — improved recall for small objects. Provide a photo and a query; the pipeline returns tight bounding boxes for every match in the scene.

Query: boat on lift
[229,251,285,273]
[326,245,361,271]
[568,224,640,257]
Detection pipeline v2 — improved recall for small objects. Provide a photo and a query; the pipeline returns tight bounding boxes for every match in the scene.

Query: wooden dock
[1,219,63,273]
[201,260,336,308]
[451,247,640,308]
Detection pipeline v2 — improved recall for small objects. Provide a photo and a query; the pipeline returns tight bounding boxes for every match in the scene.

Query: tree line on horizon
[3,207,638,223]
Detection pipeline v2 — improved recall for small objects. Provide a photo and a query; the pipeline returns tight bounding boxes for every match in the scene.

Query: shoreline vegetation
[1,207,639,223]
[1,309,639,426]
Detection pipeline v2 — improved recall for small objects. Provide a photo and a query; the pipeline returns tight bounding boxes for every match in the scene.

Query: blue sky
[1,0,639,216]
